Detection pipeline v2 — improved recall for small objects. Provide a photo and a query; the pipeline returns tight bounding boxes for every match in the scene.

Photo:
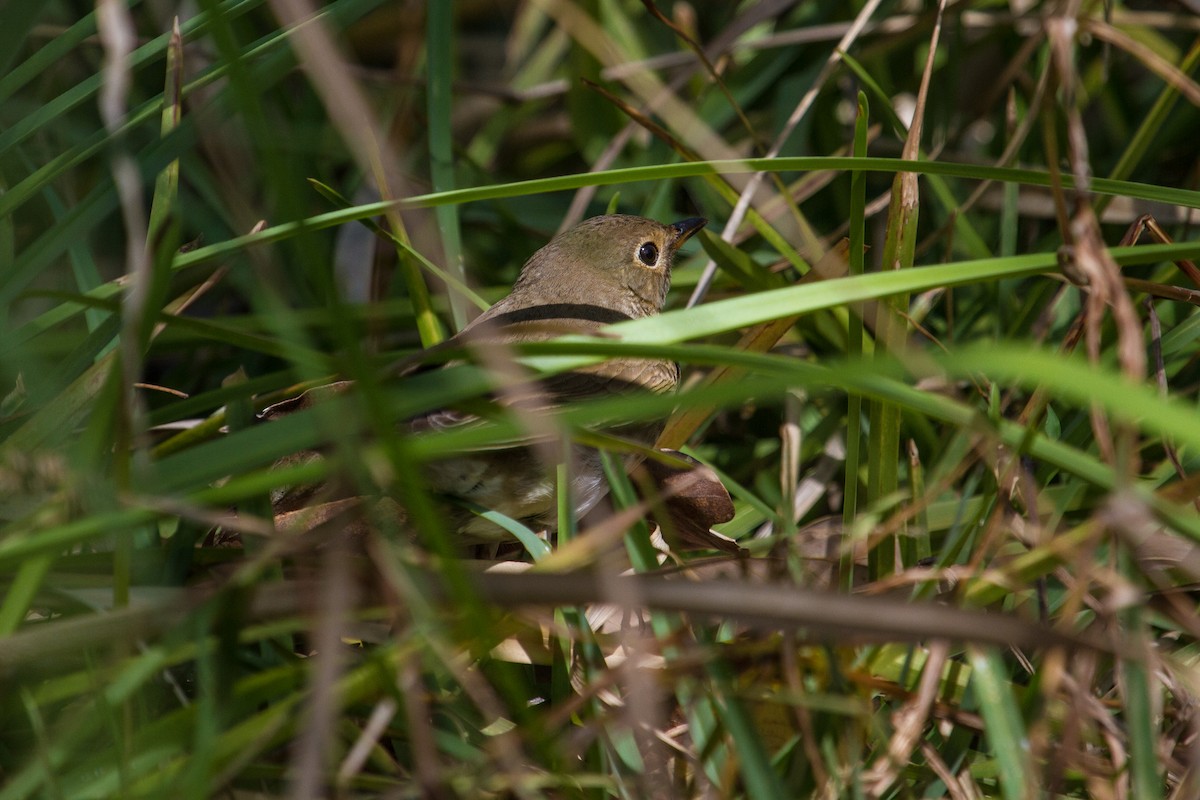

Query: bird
[263,214,707,540]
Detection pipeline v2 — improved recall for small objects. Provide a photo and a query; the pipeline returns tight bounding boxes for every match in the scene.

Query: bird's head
[512,214,707,318]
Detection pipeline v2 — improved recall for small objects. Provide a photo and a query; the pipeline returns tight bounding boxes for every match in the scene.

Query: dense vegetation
[2,1,1199,797]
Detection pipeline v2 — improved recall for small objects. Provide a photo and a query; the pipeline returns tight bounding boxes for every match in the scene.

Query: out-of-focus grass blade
[0,555,53,636]
[707,655,790,800]
[0,183,116,318]
[968,647,1035,800]
[6,253,299,452]
[937,344,1200,454]
[426,0,468,331]
[31,172,110,335]
[308,178,485,338]
[31,289,329,368]
[1121,612,1162,800]
[148,363,496,496]
[0,0,384,224]
[0,642,179,800]
[596,450,657,573]
[4,352,115,452]
[0,0,262,160]
[112,15,187,621]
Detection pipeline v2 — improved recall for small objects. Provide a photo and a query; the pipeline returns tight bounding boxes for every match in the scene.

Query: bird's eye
[637,242,659,266]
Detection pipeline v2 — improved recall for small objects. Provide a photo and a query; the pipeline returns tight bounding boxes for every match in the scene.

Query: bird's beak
[668,217,707,251]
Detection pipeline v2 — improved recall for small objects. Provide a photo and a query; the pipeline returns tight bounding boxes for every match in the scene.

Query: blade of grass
[841,50,991,260]
[426,0,468,331]
[843,89,869,589]
[308,178,482,334]
[968,647,1036,800]
[1120,605,1162,800]
[868,1,943,577]
[12,152,1193,351]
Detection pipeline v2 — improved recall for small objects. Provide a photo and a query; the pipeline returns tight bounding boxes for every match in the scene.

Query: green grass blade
[968,647,1035,800]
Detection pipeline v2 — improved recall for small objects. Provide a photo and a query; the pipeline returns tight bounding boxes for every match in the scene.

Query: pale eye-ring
[637,241,659,266]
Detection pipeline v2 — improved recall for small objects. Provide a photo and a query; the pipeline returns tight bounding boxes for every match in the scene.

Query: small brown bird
[415,214,706,537]
[265,214,706,540]
[264,215,705,542]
